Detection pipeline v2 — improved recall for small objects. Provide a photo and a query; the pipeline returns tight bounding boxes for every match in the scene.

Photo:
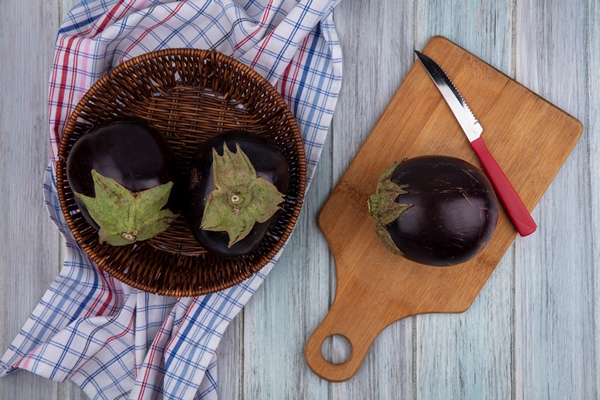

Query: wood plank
[328,0,416,397]
[216,312,242,399]
[513,0,597,399]
[590,1,600,397]
[240,133,333,398]
[0,0,63,399]
[413,2,515,399]
[56,382,90,400]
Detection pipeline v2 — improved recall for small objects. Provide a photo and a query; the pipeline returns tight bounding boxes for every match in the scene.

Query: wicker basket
[55,49,306,296]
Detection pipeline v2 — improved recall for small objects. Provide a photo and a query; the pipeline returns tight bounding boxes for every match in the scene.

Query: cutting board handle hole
[321,334,353,365]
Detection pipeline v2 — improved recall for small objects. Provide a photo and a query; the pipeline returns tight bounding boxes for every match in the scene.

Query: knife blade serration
[414,50,482,142]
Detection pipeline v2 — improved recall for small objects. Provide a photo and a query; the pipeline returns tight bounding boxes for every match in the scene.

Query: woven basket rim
[55,48,306,296]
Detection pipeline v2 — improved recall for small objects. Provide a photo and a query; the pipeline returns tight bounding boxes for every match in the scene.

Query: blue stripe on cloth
[163,294,211,374]
[292,29,320,117]
[59,14,100,35]
[166,295,230,397]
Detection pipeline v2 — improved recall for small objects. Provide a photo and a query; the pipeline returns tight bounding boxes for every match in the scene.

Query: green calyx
[74,169,178,246]
[368,161,412,255]
[201,143,285,248]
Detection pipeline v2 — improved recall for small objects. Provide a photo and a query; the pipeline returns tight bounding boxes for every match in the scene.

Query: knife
[414,50,537,237]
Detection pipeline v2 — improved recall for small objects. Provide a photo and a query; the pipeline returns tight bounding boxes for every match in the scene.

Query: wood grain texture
[216,310,242,400]
[591,1,600,396]
[513,1,598,399]
[0,0,62,399]
[1,0,598,399]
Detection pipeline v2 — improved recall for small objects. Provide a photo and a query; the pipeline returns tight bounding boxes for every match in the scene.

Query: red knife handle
[470,137,537,237]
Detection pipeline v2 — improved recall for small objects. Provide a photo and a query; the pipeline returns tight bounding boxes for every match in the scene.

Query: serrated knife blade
[415,50,537,237]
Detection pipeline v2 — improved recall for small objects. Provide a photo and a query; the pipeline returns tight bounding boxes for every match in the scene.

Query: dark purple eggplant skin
[387,155,498,266]
[184,130,291,257]
[66,118,180,231]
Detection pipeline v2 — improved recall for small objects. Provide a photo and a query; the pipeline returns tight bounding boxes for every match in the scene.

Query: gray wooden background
[1,0,598,399]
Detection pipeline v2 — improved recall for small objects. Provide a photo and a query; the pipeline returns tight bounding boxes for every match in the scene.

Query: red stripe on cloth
[249,30,274,69]
[279,59,294,99]
[49,35,70,156]
[16,302,135,373]
[15,344,42,370]
[66,37,86,140]
[92,0,139,38]
[137,323,168,398]
[138,298,192,399]
[164,298,192,351]
[92,269,116,317]
[273,35,309,101]
[233,0,274,52]
[121,1,186,58]
[69,313,135,378]
[51,35,77,149]
[50,0,131,152]
[288,35,310,96]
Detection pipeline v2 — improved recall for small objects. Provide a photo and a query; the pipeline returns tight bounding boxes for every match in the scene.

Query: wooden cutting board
[304,36,583,382]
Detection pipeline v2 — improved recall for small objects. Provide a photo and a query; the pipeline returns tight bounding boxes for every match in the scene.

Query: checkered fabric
[0,0,342,398]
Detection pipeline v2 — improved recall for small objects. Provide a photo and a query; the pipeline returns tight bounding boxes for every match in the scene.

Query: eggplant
[66,118,180,246]
[184,130,290,257]
[368,155,499,266]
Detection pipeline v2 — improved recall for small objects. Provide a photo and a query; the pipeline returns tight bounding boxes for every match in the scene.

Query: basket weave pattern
[56,49,306,296]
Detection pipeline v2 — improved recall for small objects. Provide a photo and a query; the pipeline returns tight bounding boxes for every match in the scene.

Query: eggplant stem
[121,232,137,242]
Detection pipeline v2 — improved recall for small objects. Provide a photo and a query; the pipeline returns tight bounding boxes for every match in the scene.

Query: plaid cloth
[0,0,342,398]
